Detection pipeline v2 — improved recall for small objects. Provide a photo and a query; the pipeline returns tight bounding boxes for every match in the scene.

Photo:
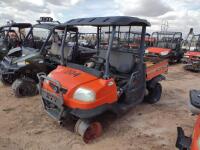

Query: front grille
[49,82,67,94]
[41,89,64,107]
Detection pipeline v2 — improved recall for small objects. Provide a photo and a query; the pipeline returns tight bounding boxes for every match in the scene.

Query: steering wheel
[86,56,106,70]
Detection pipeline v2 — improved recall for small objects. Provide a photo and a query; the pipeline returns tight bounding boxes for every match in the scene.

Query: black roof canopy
[65,16,151,26]
[33,23,78,32]
[1,23,32,29]
[33,23,59,30]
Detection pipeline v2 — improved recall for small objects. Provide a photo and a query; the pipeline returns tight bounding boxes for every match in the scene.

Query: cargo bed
[145,57,168,81]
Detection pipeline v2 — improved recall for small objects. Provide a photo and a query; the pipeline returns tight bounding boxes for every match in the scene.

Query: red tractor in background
[145,31,183,63]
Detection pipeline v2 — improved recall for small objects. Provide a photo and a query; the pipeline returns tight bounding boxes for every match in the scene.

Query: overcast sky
[0,0,200,37]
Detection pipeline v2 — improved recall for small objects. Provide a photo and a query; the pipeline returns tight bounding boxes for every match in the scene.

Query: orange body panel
[147,47,172,54]
[42,59,167,109]
[191,115,200,150]
[42,66,118,110]
[185,51,200,59]
[185,51,200,57]
[146,59,168,81]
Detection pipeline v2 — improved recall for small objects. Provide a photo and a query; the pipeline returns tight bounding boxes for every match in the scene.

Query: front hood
[147,47,172,54]
[47,66,98,90]
[7,47,22,56]
[185,51,200,57]
[7,47,40,63]
[8,46,39,56]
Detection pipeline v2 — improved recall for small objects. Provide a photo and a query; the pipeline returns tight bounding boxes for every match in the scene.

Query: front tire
[0,74,14,85]
[12,78,38,97]
[144,83,162,104]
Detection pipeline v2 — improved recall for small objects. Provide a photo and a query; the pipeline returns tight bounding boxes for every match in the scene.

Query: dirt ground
[0,64,199,150]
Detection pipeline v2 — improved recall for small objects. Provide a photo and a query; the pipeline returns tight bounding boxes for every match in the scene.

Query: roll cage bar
[39,25,78,56]
[61,16,150,79]
[22,20,77,56]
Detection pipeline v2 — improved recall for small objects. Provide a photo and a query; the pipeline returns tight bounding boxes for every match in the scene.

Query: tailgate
[145,58,168,81]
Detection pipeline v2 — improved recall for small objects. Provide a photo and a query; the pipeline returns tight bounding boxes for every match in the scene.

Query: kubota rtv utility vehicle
[38,16,168,143]
[145,31,183,63]
[0,22,32,60]
[176,90,200,150]
[182,34,200,72]
[0,17,95,97]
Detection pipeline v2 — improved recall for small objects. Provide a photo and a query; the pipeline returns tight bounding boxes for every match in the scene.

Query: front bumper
[176,127,192,150]
[0,57,19,75]
[38,73,110,122]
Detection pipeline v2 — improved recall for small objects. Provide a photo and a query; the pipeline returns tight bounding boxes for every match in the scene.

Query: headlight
[145,49,149,54]
[73,87,96,102]
[17,61,29,66]
[160,51,169,56]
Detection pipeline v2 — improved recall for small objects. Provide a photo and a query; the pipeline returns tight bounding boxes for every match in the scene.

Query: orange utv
[145,32,183,63]
[37,16,168,143]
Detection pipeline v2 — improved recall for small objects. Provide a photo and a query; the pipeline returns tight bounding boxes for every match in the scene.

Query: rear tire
[144,83,162,104]
[184,65,200,72]
[12,78,38,98]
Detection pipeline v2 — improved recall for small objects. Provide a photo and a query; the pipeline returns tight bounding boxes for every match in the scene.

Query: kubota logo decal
[64,70,81,77]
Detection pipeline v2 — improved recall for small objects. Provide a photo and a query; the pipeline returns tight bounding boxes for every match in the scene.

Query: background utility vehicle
[0,17,95,97]
[38,16,168,143]
[0,21,31,60]
[182,34,200,72]
[145,31,183,63]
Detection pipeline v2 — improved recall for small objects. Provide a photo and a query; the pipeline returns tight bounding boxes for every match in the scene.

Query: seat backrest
[49,42,60,56]
[63,44,74,61]
[99,49,135,74]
